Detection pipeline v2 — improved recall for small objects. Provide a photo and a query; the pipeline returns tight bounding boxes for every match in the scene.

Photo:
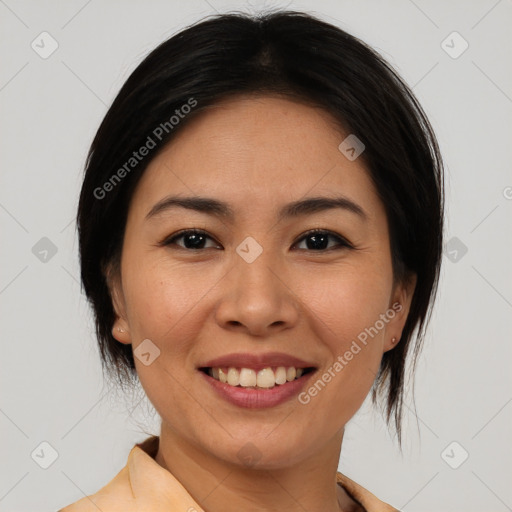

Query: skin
[109,95,416,512]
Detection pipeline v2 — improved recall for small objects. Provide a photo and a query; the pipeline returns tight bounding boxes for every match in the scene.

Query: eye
[293,229,353,251]
[161,229,220,250]
[160,228,353,252]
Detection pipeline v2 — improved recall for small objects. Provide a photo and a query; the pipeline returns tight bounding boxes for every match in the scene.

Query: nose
[214,253,300,337]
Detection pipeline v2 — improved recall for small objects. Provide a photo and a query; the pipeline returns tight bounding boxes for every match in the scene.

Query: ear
[104,262,132,346]
[383,272,417,353]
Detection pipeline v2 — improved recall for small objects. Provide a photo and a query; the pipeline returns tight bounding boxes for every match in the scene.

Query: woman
[59,9,444,512]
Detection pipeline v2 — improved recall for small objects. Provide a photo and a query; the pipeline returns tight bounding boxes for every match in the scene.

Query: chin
[208,435,308,471]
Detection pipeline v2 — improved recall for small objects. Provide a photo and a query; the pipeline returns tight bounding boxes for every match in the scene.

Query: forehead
[129,95,383,224]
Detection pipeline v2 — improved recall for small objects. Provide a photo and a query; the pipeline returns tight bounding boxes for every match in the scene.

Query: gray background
[1,0,511,511]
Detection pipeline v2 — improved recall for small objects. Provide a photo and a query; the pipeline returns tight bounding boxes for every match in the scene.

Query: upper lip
[199,352,317,371]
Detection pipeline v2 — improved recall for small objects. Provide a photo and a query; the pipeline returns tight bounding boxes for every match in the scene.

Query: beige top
[59,435,398,511]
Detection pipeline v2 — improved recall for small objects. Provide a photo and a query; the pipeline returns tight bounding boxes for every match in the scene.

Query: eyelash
[160,228,354,252]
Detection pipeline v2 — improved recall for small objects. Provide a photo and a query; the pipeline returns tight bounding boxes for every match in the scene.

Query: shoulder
[336,472,400,512]
[58,436,160,511]
[58,464,135,511]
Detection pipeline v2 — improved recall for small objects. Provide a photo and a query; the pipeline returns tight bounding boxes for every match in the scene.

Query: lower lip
[199,370,315,409]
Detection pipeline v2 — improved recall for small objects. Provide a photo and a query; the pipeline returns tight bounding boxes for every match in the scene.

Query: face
[110,95,415,469]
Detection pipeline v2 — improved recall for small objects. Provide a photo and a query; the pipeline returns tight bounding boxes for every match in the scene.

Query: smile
[197,352,318,408]
[200,366,315,388]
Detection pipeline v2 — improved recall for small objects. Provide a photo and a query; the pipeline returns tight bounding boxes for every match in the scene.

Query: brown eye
[294,229,353,251]
[162,229,220,250]
[161,228,353,252]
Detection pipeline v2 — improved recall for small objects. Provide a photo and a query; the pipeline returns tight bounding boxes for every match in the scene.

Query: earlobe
[384,273,417,352]
[112,318,132,344]
[383,325,400,353]
[104,263,131,345]
[110,291,131,344]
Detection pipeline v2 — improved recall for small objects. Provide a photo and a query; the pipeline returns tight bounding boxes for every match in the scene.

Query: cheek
[121,264,210,419]
[122,258,220,357]
[298,268,392,411]
[301,264,392,346]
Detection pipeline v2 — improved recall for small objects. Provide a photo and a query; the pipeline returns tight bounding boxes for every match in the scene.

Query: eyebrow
[145,195,368,222]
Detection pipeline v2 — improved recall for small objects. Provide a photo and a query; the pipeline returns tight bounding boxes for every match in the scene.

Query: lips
[197,352,318,408]
[198,351,317,372]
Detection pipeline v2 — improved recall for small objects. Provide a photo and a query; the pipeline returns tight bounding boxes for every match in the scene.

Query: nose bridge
[236,245,278,294]
[214,240,299,334]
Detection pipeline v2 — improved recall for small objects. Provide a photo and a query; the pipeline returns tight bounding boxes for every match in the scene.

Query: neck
[154,423,359,512]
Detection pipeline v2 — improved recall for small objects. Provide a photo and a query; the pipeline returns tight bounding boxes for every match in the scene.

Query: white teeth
[256,368,275,388]
[208,365,309,388]
[286,367,296,381]
[227,367,240,386]
[275,366,287,385]
[239,368,257,387]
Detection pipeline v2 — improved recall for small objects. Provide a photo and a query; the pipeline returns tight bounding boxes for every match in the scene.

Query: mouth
[197,352,318,408]
[198,365,316,389]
